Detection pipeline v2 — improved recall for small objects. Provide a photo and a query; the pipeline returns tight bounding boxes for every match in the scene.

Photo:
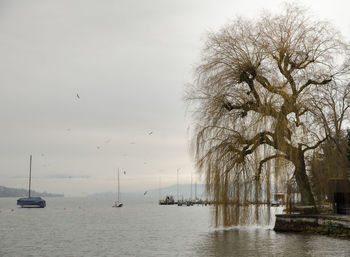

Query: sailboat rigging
[112,168,123,207]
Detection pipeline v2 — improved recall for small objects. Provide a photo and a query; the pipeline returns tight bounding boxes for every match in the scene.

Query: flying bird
[76,93,80,99]
[148,131,153,135]
[123,171,126,175]
[144,191,148,195]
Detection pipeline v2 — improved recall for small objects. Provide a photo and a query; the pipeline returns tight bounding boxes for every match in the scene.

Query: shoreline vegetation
[0,185,63,198]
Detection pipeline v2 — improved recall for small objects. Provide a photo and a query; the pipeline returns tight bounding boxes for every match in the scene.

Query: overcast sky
[1,0,350,196]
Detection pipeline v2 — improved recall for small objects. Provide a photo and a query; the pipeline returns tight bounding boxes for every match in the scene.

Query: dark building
[328,179,350,215]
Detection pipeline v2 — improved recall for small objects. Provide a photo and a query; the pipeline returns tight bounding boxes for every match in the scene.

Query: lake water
[1,197,350,257]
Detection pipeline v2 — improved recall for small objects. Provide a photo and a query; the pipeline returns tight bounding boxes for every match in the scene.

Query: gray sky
[1,0,350,196]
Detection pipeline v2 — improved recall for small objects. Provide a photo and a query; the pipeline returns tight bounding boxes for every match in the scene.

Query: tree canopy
[187,4,350,226]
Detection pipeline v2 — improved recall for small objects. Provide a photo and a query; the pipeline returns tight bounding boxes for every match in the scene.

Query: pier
[159,195,211,206]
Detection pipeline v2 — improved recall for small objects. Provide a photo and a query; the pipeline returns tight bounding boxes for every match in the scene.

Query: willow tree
[188,4,350,225]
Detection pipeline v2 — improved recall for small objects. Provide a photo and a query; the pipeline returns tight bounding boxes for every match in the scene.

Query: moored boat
[112,168,123,208]
[17,197,46,208]
[17,155,46,208]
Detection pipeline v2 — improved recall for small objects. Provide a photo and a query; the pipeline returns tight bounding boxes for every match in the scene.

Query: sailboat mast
[117,168,120,202]
[195,180,197,200]
[190,173,193,201]
[177,169,179,203]
[29,155,32,198]
[158,176,161,201]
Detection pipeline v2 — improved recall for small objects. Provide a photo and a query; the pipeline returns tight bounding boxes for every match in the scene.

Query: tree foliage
[310,132,349,203]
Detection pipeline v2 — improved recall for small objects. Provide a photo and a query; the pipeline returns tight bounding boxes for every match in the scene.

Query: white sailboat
[112,168,123,208]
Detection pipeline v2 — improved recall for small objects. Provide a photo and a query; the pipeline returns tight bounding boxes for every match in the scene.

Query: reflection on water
[210,204,284,227]
[194,228,350,257]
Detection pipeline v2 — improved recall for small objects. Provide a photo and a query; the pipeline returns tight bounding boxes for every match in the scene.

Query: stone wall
[274,214,350,238]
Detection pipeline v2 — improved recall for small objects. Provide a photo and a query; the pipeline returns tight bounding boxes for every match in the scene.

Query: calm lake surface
[1,197,349,257]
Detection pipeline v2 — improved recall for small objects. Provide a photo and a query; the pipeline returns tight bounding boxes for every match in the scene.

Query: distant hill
[150,184,207,199]
[88,184,207,200]
[0,186,64,197]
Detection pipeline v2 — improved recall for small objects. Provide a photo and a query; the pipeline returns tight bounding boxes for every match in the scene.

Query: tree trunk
[294,152,316,208]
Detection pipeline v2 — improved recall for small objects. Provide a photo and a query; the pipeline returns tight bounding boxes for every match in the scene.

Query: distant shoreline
[0,185,64,198]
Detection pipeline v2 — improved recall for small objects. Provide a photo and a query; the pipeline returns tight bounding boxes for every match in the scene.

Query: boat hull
[112,201,123,208]
[17,197,46,208]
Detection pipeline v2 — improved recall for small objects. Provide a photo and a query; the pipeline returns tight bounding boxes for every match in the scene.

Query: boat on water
[17,155,46,208]
[271,200,281,207]
[113,201,123,208]
[17,197,46,208]
[159,195,175,205]
[112,168,123,208]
